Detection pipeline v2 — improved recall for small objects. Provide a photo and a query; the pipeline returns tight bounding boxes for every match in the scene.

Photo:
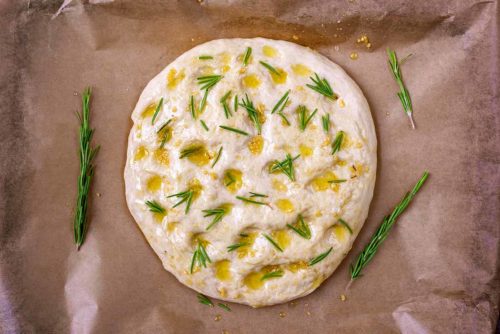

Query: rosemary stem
[407,112,416,129]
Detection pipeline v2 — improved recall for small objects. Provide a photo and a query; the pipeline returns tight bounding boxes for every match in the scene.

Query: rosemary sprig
[328,179,347,184]
[271,90,290,114]
[261,269,284,281]
[306,73,338,100]
[287,214,311,239]
[151,97,163,125]
[200,120,209,131]
[211,146,223,168]
[197,75,223,91]
[349,171,429,281]
[199,55,213,60]
[196,75,223,114]
[259,61,280,76]
[278,112,291,126]
[220,90,233,119]
[190,240,211,273]
[190,95,196,119]
[180,145,202,159]
[203,205,230,230]
[74,87,99,250]
[224,171,236,186]
[236,196,269,206]
[249,192,268,198]
[197,293,213,306]
[322,114,330,133]
[219,125,249,136]
[298,105,317,131]
[218,303,231,312]
[157,119,173,149]
[271,90,291,125]
[309,247,333,266]
[167,189,194,213]
[331,130,344,155]
[387,48,416,129]
[269,154,300,181]
[243,47,252,66]
[263,234,283,252]
[227,242,247,252]
[338,218,353,234]
[145,200,165,214]
[239,94,261,134]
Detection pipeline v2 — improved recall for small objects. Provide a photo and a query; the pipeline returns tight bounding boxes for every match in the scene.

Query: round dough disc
[125,38,376,307]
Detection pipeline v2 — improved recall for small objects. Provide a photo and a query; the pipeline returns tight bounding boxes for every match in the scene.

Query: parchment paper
[1,0,498,333]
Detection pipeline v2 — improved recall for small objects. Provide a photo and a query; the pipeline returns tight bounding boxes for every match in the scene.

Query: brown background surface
[0,0,499,333]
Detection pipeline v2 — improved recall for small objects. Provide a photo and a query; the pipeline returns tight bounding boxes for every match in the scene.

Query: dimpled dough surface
[124,38,377,307]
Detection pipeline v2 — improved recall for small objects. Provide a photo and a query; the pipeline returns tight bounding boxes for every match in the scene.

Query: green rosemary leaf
[190,249,198,273]
[338,218,353,234]
[74,87,99,250]
[239,94,261,134]
[272,91,291,125]
[261,270,284,281]
[145,200,165,214]
[328,179,347,184]
[387,48,416,129]
[243,47,252,66]
[198,55,213,60]
[249,192,268,198]
[236,196,269,206]
[159,121,172,148]
[195,75,223,115]
[200,120,209,131]
[220,90,232,102]
[151,97,164,125]
[350,171,429,280]
[167,189,194,214]
[263,234,283,252]
[157,119,172,134]
[331,130,345,155]
[306,73,338,100]
[286,214,311,239]
[199,89,209,114]
[203,205,230,230]
[259,61,280,76]
[271,90,290,114]
[211,146,223,168]
[197,75,224,91]
[219,125,249,136]
[234,95,239,112]
[278,112,290,125]
[298,105,317,131]
[190,240,211,273]
[190,95,196,120]
[217,303,231,311]
[309,247,333,266]
[269,154,300,181]
[179,145,202,159]
[220,90,233,119]
[224,170,236,186]
[197,293,214,306]
[227,242,248,252]
[322,114,330,133]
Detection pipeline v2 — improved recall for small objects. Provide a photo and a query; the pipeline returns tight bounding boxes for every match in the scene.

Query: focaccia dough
[124,38,376,307]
